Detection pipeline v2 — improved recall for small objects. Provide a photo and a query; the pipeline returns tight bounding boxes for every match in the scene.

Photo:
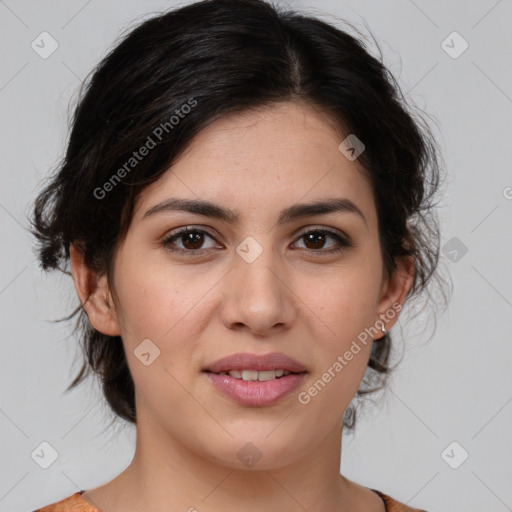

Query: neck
[92,410,362,512]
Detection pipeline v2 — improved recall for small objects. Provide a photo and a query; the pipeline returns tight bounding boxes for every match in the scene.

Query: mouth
[202,352,308,406]
[204,368,305,381]
[203,351,307,374]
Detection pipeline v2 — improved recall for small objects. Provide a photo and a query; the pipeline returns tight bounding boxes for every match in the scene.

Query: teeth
[241,370,259,381]
[219,369,292,381]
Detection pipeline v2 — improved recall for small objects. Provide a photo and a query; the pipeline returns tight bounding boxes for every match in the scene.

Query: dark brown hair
[31,0,446,431]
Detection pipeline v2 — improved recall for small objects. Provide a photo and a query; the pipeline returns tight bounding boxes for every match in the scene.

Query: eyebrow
[143,197,367,227]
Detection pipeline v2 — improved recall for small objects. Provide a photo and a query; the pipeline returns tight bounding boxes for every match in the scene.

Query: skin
[71,101,414,512]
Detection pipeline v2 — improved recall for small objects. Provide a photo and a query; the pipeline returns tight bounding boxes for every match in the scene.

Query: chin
[198,433,306,472]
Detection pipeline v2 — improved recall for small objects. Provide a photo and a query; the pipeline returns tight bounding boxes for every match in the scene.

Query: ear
[70,244,121,336]
[376,255,415,332]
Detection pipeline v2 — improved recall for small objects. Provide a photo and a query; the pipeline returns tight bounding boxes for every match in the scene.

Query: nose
[220,247,297,337]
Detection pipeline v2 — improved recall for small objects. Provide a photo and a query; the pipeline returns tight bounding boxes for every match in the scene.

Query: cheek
[298,277,377,420]
[295,256,382,402]
[112,259,219,366]
[113,266,213,414]
[301,261,383,340]
[114,254,188,331]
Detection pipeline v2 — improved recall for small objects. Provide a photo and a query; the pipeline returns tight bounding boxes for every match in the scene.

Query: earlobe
[69,244,121,336]
[377,255,415,331]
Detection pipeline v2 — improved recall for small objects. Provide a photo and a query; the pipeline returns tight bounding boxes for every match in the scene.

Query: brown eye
[303,231,328,250]
[162,226,352,257]
[162,227,219,255]
[180,231,206,250]
[293,228,352,253]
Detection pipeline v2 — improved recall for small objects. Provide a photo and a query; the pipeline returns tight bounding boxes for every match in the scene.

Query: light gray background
[1,1,511,511]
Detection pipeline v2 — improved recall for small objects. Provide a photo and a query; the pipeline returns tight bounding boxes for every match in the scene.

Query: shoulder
[32,491,100,512]
[371,488,429,512]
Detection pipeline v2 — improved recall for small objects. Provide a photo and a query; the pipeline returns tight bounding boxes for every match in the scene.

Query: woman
[31,0,444,510]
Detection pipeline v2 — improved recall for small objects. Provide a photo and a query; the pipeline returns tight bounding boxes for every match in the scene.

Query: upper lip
[203,352,307,373]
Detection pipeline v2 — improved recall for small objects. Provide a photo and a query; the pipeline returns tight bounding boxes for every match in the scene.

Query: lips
[203,352,307,406]
[203,351,307,374]
[205,371,306,407]
[216,369,293,381]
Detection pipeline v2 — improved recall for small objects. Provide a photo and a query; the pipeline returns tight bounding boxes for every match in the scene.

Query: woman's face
[83,101,411,469]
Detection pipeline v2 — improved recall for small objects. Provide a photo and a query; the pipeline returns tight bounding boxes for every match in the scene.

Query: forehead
[133,101,376,227]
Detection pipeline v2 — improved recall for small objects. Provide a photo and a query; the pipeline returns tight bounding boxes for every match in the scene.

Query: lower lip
[204,372,306,407]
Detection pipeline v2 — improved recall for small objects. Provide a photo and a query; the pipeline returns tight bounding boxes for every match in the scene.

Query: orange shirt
[33,489,428,511]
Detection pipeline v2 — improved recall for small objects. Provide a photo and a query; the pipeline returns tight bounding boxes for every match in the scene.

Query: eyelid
[161,224,353,254]
[292,225,353,251]
[161,225,220,248]
[162,224,349,242]
[294,224,349,240]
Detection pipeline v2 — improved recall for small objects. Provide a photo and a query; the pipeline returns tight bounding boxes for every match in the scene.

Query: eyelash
[161,226,353,257]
